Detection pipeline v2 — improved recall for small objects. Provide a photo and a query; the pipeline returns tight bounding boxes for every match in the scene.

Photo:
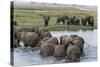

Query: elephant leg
[67,20,71,26]
[57,21,60,25]
[46,20,49,26]
[88,21,90,26]
[91,22,94,27]
[84,22,87,26]
[62,20,65,25]
[44,20,48,26]
[44,22,46,26]
[46,22,48,26]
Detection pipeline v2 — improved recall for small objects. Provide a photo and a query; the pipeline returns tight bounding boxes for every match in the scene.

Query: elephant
[31,26,39,34]
[72,39,84,56]
[45,37,59,45]
[88,16,94,26]
[38,27,49,39]
[60,35,73,46]
[43,16,50,26]
[71,36,85,56]
[81,16,94,26]
[40,42,56,56]
[68,16,76,25]
[40,37,59,48]
[53,45,66,59]
[70,35,78,38]
[39,37,59,57]
[60,35,85,56]
[81,17,87,26]
[55,15,69,25]
[13,26,24,39]
[42,31,52,38]
[74,18,80,25]
[32,27,51,39]
[16,31,26,44]
[17,31,40,47]
[66,42,81,62]
[37,37,51,47]
[67,16,80,25]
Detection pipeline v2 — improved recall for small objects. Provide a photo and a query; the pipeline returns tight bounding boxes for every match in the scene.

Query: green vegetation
[14,4,97,31]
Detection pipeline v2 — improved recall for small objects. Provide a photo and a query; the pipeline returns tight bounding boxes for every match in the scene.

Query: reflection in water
[14,29,97,66]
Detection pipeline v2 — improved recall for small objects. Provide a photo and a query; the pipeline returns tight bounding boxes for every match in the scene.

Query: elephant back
[40,42,55,56]
[53,45,66,59]
[42,31,52,38]
[46,37,59,45]
[24,32,40,47]
[66,44,81,62]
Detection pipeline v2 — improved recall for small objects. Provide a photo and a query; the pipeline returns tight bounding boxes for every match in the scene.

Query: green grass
[13,4,97,31]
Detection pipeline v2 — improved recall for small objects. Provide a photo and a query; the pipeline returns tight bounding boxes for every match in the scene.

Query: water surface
[14,29,97,66]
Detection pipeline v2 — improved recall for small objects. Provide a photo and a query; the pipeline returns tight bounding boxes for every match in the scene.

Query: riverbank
[14,2,97,31]
[21,25,97,31]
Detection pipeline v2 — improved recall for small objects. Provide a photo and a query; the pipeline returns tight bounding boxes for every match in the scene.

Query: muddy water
[14,29,97,66]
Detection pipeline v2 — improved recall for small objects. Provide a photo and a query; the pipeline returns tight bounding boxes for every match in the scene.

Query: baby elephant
[53,45,66,60]
[66,42,81,62]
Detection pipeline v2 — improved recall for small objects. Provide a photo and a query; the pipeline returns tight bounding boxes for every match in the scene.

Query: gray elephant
[55,15,69,25]
[37,37,51,47]
[18,31,40,47]
[53,45,66,59]
[13,26,24,39]
[38,27,50,39]
[31,26,39,34]
[40,37,59,48]
[66,42,81,62]
[60,35,73,46]
[16,31,26,45]
[71,36,85,56]
[40,42,55,56]
[32,27,50,39]
[81,16,94,26]
[43,16,50,26]
[40,37,59,56]
[42,31,52,38]
[46,37,59,45]
[60,35,85,56]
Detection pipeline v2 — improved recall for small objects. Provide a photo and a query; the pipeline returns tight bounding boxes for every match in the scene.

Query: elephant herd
[43,15,94,27]
[12,21,85,62]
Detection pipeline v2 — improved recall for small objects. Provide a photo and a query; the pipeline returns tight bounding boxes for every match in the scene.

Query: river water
[14,29,97,66]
